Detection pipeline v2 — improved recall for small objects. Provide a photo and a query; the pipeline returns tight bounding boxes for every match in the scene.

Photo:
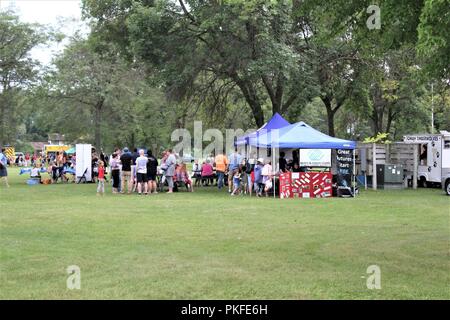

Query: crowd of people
[1,146,306,197]
[188,150,305,197]
[103,147,189,196]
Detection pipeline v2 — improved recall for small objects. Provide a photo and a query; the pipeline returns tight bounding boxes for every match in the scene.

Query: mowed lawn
[0,168,449,299]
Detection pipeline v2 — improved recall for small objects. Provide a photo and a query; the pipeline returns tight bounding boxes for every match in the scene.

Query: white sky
[0,0,88,65]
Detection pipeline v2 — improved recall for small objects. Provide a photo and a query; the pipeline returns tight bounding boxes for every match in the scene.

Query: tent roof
[249,121,356,149]
[236,113,290,145]
[66,147,76,154]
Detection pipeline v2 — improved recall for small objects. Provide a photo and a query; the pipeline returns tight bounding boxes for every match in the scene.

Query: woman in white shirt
[261,161,273,196]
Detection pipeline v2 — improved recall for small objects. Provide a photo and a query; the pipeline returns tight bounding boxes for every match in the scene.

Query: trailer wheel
[446,180,450,196]
[419,177,427,188]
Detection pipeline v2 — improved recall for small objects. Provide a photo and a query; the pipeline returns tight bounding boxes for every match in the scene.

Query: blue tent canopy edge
[236,112,291,145]
[247,121,356,150]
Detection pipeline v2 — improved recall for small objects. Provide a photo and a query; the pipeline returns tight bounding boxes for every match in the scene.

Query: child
[30,163,42,184]
[48,161,58,183]
[231,169,241,196]
[262,160,273,197]
[176,163,194,192]
[97,161,105,196]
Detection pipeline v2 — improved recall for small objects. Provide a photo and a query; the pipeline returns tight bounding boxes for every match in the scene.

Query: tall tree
[39,35,172,152]
[83,0,317,127]
[0,11,45,147]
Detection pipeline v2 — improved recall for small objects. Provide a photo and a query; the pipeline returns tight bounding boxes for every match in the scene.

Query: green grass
[0,167,449,299]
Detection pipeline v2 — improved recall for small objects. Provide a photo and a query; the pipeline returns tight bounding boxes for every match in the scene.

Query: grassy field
[0,167,449,299]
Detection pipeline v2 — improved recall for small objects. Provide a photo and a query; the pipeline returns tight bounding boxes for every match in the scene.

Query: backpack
[245,161,254,174]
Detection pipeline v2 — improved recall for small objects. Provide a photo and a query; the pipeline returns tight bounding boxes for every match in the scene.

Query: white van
[443,171,450,195]
[403,131,450,188]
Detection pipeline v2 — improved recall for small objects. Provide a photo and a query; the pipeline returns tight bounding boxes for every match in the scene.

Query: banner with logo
[299,149,331,167]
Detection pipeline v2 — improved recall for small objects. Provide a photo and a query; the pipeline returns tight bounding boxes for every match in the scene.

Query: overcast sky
[0,0,88,65]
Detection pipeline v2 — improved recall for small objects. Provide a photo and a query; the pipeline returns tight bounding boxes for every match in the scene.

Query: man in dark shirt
[146,149,159,194]
[131,148,139,192]
[120,147,133,194]
[279,152,287,173]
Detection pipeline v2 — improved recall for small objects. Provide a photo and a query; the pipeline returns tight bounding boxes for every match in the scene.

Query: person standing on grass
[245,158,255,195]
[110,153,121,194]
[214,152,228,190]
[0,150,10,188]
[131,148,139,192]
[262,160,273,197]
[146,149,158,194]
[97,161,106,196]
[135,149,149,195]
[279,151,288,173]
[25,153,30,167]
[164,149,176,193]
[253,158,264,197]
[120,147,133,194]
[240,158,248,194]
[231,167,242,196]
[112,148,122,192]
[227,148,242,193]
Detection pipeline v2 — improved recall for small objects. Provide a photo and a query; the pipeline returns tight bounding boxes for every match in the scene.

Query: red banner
[279,172,293,198]
[282,172,333,198]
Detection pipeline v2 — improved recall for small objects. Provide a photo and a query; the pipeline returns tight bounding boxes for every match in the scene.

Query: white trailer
[403,131,450,187]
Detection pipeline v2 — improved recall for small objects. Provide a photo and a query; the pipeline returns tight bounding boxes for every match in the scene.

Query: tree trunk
[321,96,336,137]
[371,85,385,135]
[327,109,336,137]
[0,97,5,148]
[0,85,8,148]
[386,106,393,135]
[371,107,380,135]
[232,73,264,127]
[94,99,104,151]
[130,132,135,150]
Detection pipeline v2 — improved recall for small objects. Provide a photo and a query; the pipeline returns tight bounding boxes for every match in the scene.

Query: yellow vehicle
[3,146,15,161]
[44,145,71,157]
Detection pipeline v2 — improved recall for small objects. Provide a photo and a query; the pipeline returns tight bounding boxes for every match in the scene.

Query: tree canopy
[1,0,448,152]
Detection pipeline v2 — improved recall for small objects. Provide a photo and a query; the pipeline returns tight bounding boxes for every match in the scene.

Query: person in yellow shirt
[214,153,228,190]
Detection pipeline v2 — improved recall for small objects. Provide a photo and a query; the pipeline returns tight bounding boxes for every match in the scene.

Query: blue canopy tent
[236,112,290,146]
[247,121,356,198]
[247,121,356,149]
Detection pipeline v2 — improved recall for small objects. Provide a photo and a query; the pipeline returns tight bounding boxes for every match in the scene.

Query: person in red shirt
[25,153,30,167]
[97,161,105,196]
[201,160,214,186]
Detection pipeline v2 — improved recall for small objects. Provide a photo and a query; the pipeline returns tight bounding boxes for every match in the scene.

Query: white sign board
[76,144,92,182]
[403,135,441,143]
[300,149,331,167]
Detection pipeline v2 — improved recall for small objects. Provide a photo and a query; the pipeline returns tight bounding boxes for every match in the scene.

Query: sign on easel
[336,149,353,188]
[76,144,92,182]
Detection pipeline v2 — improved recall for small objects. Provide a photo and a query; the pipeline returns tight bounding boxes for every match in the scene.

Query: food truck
[43,145,71,158]
[403,131,450,190]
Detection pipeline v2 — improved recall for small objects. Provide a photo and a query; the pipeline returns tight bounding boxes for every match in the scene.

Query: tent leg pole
[353,149,356,198]
[273,147,275,199]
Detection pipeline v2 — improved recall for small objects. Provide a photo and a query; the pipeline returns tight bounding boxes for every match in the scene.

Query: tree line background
[1,0,449,154]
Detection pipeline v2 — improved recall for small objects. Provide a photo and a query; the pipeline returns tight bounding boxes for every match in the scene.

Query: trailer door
[442,136,450,169]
